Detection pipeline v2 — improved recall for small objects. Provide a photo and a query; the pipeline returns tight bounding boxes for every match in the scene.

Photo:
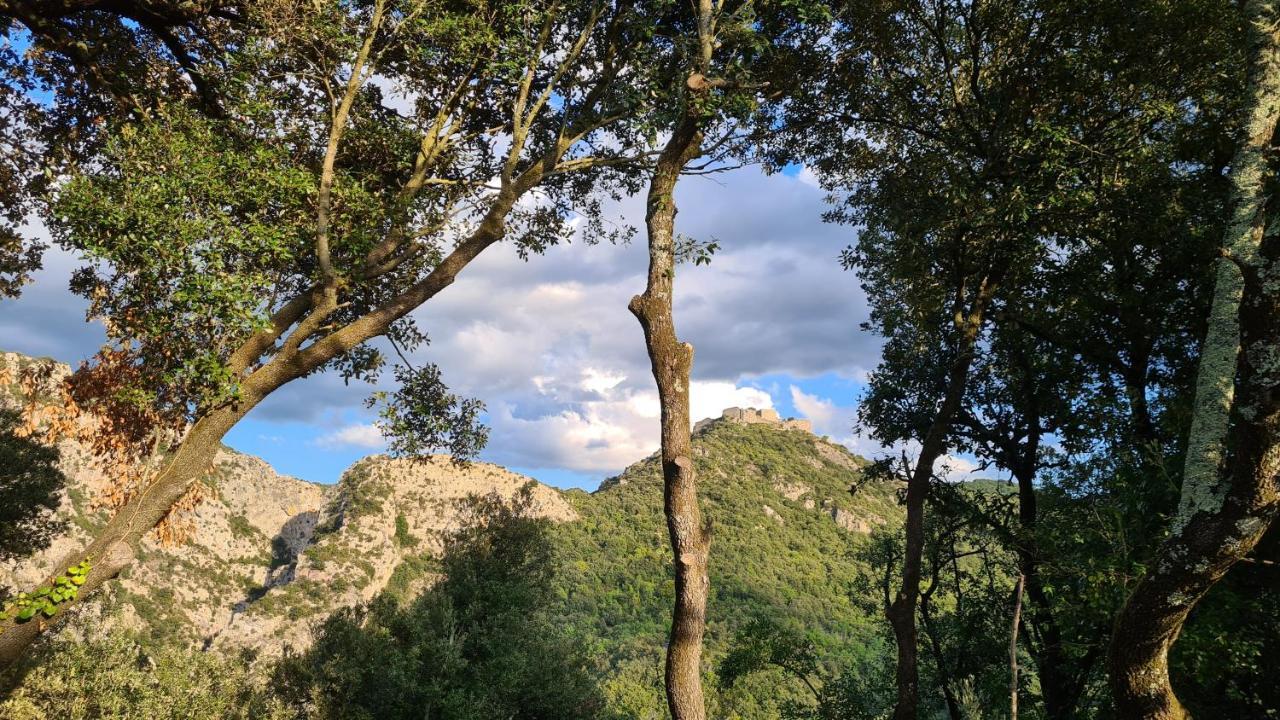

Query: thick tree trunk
[1175,0,1280,532]
[889,279,996,720]
[629,112,707,720]
[1108,2,1280,716]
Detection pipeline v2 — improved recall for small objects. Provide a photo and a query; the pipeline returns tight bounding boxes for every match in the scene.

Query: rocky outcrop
[213,455,574,654]
[0,352,574,658]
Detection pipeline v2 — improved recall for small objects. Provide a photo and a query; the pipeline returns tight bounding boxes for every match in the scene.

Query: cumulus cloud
[313,423,387,450]
[1,164,884,484]
[483,375,772,474]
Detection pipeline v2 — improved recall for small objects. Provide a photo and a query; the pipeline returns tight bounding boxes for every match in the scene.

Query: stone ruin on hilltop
[693,406,813,434]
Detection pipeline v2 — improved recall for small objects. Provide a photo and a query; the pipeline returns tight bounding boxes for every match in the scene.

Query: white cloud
[313,423,386,450]
[690,382,772,422]
[484,377,774,474]
[934,453,982,483]
[2,161,886,487]
[790,386,839,430]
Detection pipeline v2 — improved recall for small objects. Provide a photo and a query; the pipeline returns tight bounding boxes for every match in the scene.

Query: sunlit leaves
[367,364,488,463]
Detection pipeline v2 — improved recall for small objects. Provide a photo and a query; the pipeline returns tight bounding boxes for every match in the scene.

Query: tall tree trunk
[629,109,707,720]
[1108,2,1280,716]
[1176,0,1280,530]
[889,278,997,720]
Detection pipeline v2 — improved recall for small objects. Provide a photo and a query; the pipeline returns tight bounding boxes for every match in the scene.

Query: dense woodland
[0,0,1278,718]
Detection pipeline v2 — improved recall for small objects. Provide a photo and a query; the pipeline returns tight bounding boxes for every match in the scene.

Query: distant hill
[554,414,899,717]
[1,351,900,715]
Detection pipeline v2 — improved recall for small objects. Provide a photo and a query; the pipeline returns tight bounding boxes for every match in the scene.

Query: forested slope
[555,418,898,717]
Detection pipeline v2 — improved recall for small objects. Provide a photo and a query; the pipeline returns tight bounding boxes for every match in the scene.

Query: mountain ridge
[1,350,894,694]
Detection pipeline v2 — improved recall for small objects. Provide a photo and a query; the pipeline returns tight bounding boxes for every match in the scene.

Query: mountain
[0,351,575,656]
[1,351,900,715]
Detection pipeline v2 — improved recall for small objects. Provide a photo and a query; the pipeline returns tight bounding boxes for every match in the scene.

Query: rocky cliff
[0,352,574,656]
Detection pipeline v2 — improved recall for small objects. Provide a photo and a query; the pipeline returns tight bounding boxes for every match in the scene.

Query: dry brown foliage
[5,353,208,546]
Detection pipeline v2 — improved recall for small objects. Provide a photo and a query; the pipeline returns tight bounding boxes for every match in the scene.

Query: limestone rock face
[213,455,574,655]
[0,352,574,657]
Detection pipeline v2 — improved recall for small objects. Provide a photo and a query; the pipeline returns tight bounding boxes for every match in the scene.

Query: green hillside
[553,419,901,718]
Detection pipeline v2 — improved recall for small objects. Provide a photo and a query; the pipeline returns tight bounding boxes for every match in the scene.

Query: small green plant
[394,513,417,548]
[1,560,91,626]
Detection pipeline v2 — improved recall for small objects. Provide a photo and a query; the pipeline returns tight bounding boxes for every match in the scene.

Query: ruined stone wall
[695,407,812,434]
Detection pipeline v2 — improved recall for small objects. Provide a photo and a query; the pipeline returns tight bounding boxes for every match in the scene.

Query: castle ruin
[694,406,813,434]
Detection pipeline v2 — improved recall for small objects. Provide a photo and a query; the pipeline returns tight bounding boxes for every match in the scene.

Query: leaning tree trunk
[0,201,518,668]
[0,398,252,665]
[629,110,708,720]
[1108,2,1280,716]
[889,279,996,720]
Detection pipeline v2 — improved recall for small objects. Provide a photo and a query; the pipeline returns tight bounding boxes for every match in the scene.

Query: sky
[1,162,915,489]
[0,30,984,490]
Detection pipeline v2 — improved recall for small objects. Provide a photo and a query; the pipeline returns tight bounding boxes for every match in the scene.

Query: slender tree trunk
[1109,3,1280,716]
[1009,414,1087,720]
[630,110,707,720]
[889,278,997,720]
[1010,573,1025,720]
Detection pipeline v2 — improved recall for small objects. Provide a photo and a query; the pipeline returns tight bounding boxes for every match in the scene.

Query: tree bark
[1175,0,1280,533]
[629,109,708,720]
[1108,2,1280,716]
[889,277,997,720]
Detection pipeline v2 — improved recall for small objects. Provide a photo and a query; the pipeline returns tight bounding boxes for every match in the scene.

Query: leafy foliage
[273,487,610,720]
[0,630,289,720]
[367,364,487,463]
[0,408,65,570]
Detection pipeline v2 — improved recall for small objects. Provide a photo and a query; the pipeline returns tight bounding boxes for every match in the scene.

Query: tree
[627,1,824,716]
[776,0,1246,714]
[785,1,1065,712]
[0,0,671,668]
[1108,1,1280,716]
[274,488,607,720]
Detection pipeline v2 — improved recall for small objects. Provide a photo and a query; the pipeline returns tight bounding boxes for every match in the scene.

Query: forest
[0,0,1277,718]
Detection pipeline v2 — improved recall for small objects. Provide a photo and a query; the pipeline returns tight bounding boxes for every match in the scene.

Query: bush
[0,631,288,720]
